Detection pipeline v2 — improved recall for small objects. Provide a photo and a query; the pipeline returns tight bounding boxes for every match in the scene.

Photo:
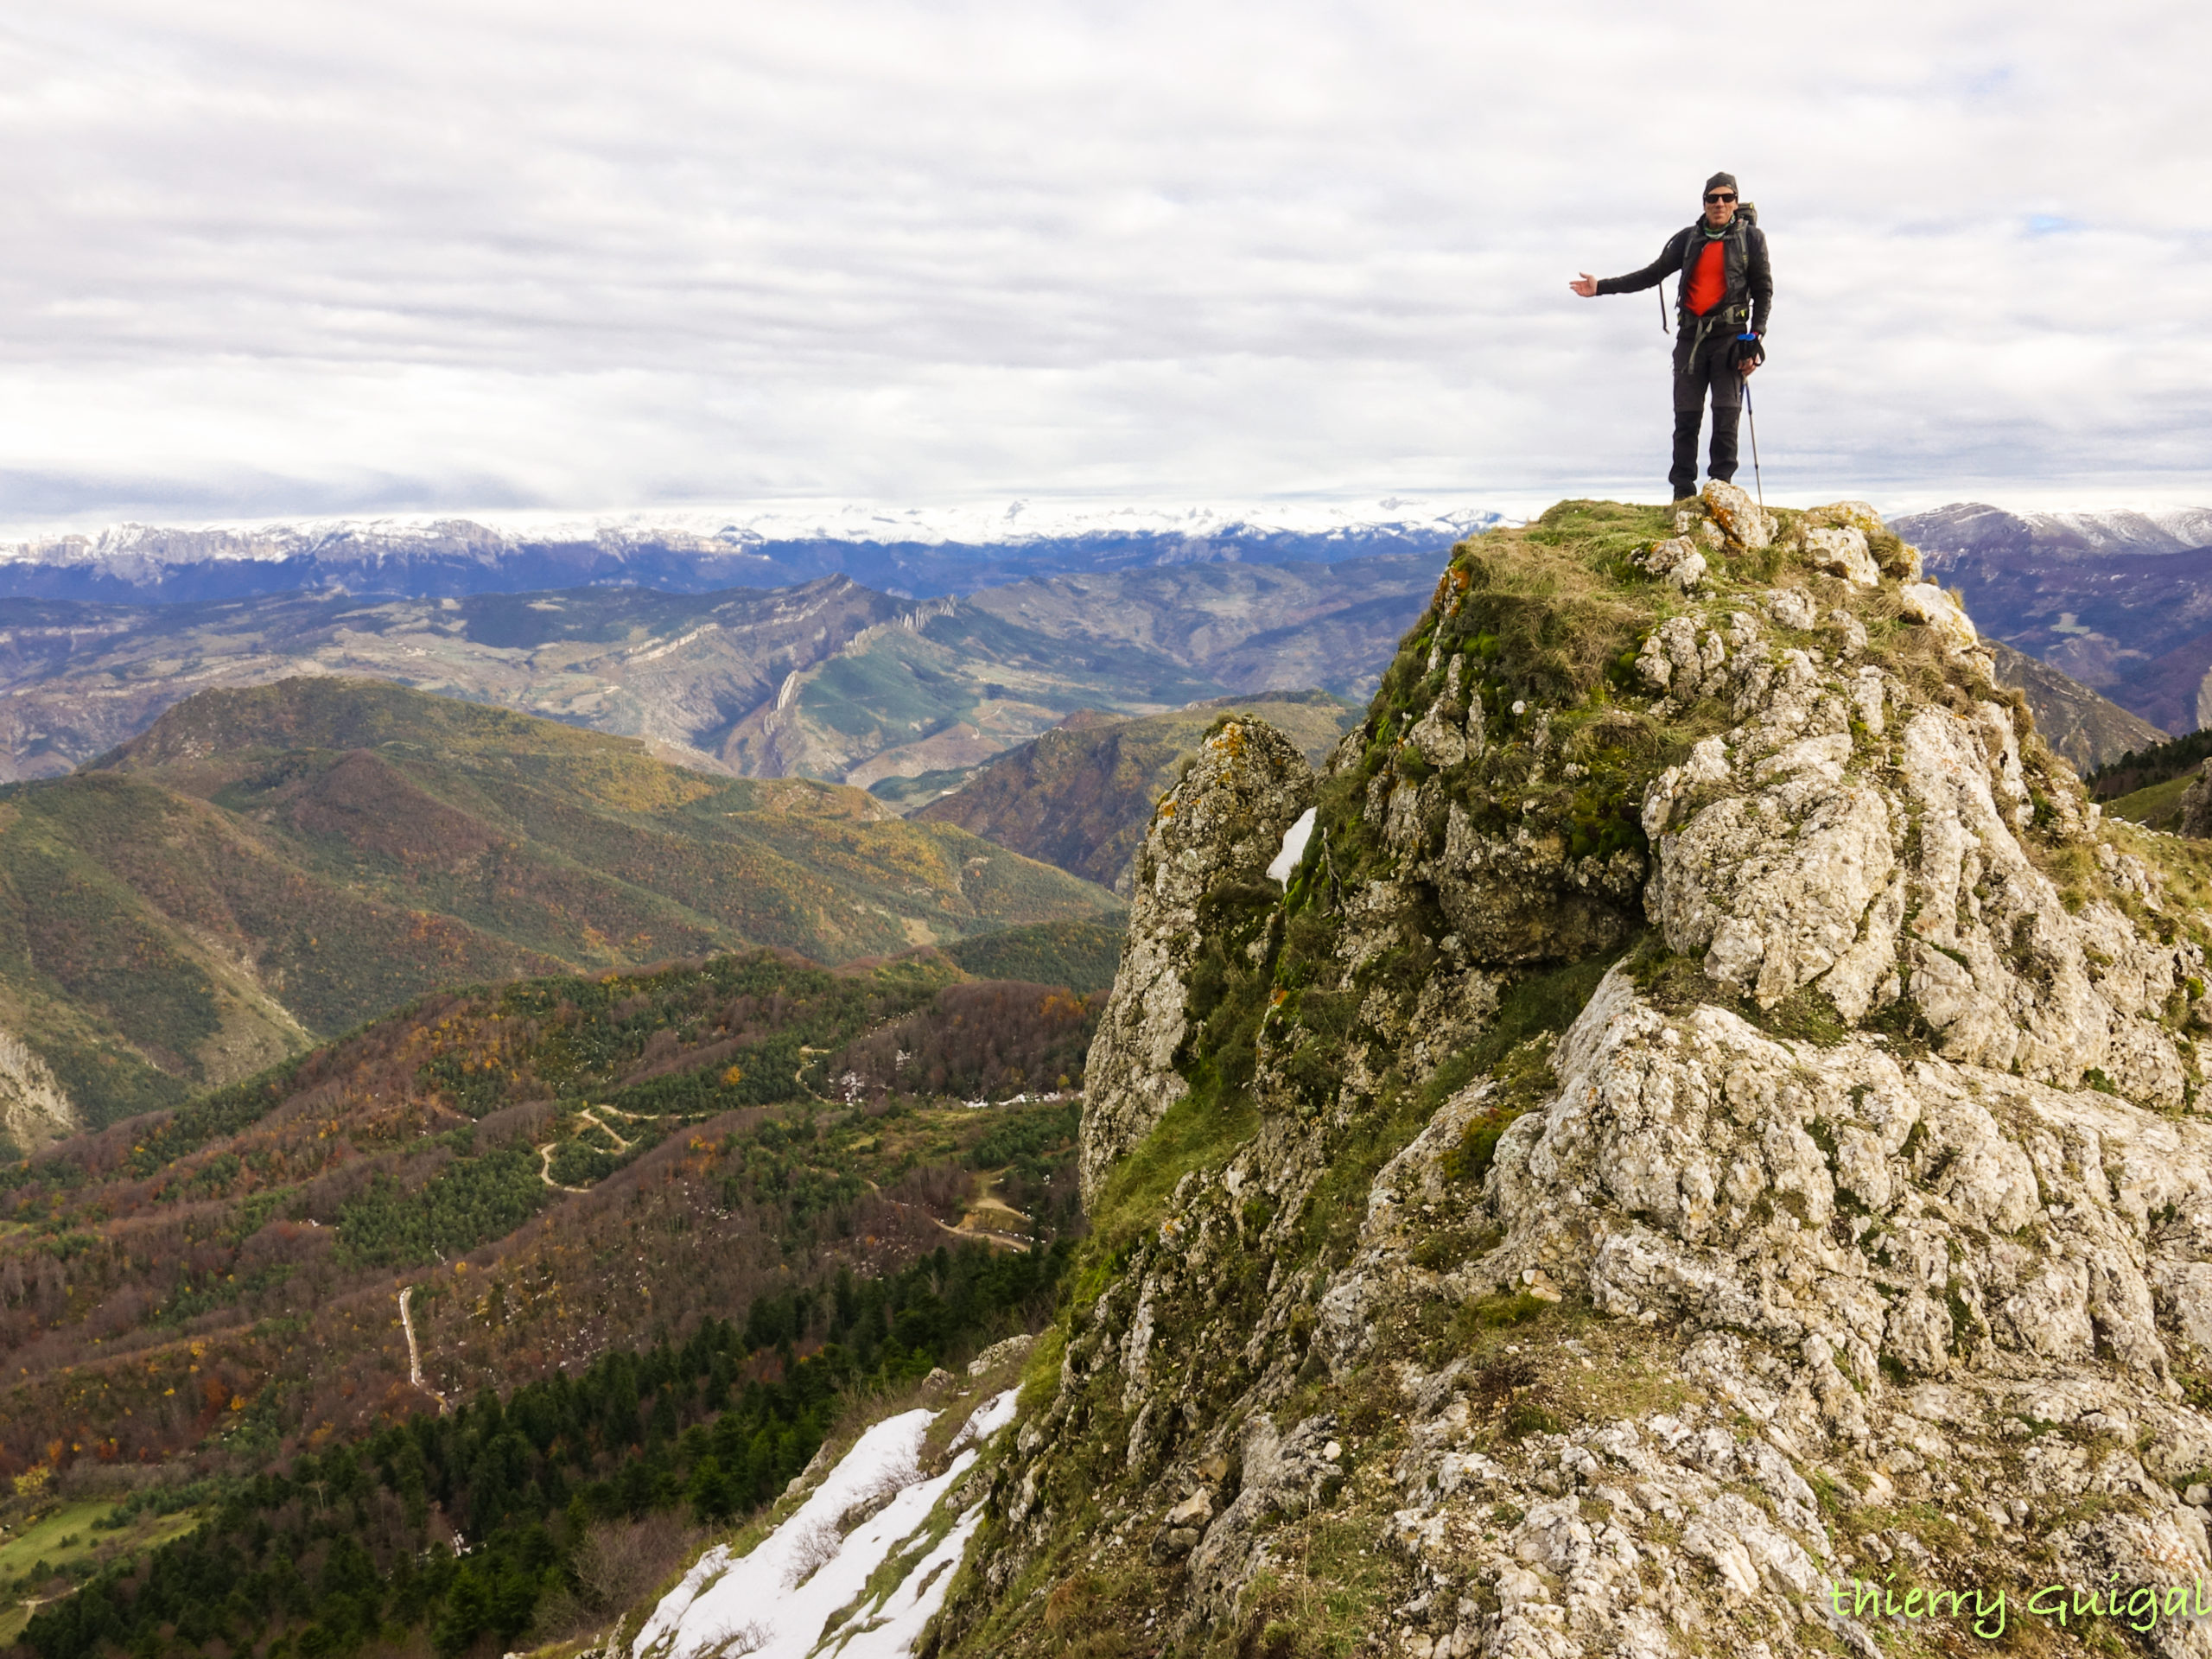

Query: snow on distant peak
[628,1388,1019,1659]
[1891,502,2212,558]
[2024,506,2212,553]
[450,496,1498,550]
[0,497,1500,566]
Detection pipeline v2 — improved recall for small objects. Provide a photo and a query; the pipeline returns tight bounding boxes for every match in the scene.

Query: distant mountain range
[0,677,1117,1135]
[1,499,2194,784]
[0,557,1440,785]
[732,559,1432,785]
[1894,501,2212,734]
[0,500,1497,605]
[1890,502,2212,558]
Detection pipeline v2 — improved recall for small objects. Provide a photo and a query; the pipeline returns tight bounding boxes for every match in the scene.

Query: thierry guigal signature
[1822,1573,2211,1641]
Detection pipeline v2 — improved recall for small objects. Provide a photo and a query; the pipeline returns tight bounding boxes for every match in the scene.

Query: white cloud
[0,0,2204,524]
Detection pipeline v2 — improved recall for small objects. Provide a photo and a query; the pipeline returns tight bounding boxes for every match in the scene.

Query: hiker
[1570,172,1772,500]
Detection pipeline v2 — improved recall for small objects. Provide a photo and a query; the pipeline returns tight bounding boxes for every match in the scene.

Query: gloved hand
[1731,334,1766,374]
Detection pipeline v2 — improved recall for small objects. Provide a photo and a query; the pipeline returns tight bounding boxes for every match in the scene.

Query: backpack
[1667,206,1762,335]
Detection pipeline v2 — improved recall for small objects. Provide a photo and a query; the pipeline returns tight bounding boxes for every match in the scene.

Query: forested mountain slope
[1982,639,2168,773]
[0,678,1116,1133]
[0,944,1101,1467]
[0,938,1098,1656]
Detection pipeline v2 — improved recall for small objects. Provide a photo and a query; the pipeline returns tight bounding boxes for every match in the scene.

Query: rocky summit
[918,489,2212,1658]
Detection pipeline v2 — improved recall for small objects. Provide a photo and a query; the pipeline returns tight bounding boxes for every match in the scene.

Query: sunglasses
[1704,192,1737,203]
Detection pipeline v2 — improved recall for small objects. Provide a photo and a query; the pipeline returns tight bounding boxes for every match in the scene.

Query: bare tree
[781,1519,843,1588]
[703,1620,771,1657]
[574,1513,704,1614]
[836,1453,921,1531]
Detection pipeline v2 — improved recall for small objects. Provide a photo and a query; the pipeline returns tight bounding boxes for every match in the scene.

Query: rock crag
[1078,717,1314,1204]
[931,487,2212,1659]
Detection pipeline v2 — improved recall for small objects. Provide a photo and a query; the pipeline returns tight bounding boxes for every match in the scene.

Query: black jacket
[1597,216,1771,334]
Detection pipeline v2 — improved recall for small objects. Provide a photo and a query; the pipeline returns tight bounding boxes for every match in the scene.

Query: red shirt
[1684,238,1727,315]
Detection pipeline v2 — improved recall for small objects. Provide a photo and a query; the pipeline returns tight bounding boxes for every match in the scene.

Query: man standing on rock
[1570,172,1773,500]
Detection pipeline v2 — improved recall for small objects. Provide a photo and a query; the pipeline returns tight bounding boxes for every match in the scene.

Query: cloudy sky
[0,0,2201,527]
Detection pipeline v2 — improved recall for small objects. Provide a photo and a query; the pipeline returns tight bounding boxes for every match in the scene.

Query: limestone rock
[1701,480,1777,550]
[1898,581,1981,661]
[1802,500,1923,580]
[1763,588,1817,630]
[965,1332,1034,1377]
[1407,658,1477,768]
[1801,500,1885,537]
[1634,536,1707,592]
[1800,525,1879,586]
[1642,631,2192,1101]
[1076,716,1314,1202]
[0,1028,75,1156]
[1436,804,1643,964]
[1881,541,1924,582]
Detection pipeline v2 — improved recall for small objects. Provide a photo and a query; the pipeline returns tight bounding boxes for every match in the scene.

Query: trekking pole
[1744,378,1764,507]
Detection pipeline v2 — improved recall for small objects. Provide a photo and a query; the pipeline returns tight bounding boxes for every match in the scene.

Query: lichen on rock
[931,495,2212,1659]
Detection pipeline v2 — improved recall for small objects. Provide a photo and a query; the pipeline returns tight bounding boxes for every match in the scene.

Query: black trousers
[1669,327,1744,498]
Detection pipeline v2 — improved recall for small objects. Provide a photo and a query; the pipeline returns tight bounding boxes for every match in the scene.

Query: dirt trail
[971,1170,1033,1230]
[536,1142,591,1192]
[398,1286,449,1414]
[796,1045,829,1096]
[533,1105,639,1192]
[863,1172,1032,1253]
[578,1105,632,1150]
[932,1215,1031,1252]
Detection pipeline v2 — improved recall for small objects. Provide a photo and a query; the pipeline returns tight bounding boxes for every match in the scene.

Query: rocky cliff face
[1077,716,1314,1205]
[931,493,2212,1659]
[0,1028,75,1155]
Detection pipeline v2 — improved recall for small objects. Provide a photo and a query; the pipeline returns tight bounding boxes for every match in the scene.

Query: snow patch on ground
[950,1388,1018,1452]
[628,1389,1018,1659]
[1267,805,1317,885]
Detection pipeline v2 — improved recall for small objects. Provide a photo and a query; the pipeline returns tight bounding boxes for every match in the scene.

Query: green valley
[0,678,1119,1133]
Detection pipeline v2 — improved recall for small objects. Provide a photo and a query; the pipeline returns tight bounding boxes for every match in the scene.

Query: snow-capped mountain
[1888,500,2212,735]
[1891,501,2212,559]
[0,499,1501,604]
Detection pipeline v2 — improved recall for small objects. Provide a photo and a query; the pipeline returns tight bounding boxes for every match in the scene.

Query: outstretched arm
[1572,229,1688,298]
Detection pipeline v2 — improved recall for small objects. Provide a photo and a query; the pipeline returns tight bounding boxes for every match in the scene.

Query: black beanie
[1705,171,1738,194]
